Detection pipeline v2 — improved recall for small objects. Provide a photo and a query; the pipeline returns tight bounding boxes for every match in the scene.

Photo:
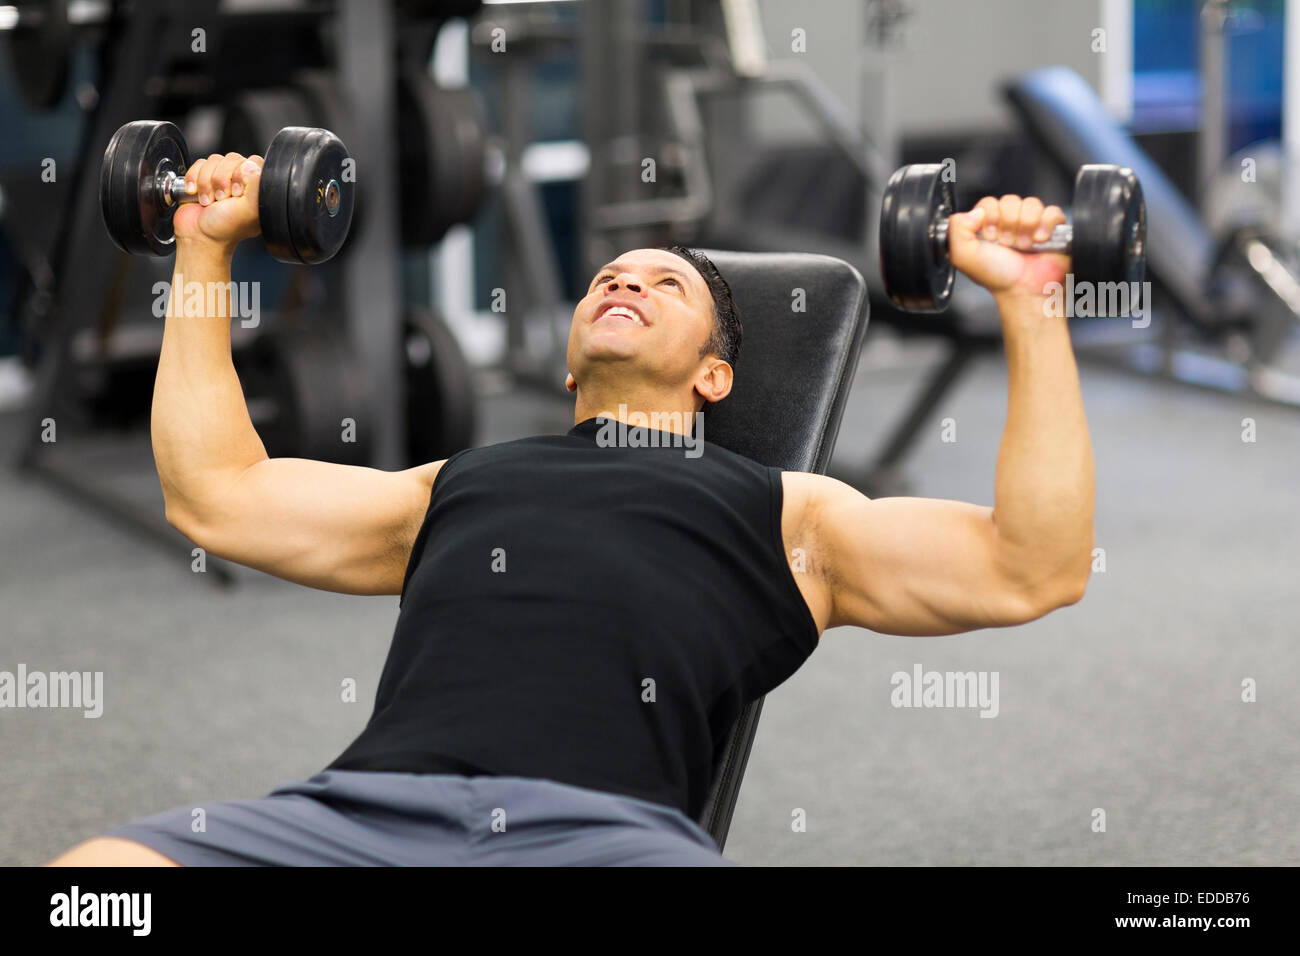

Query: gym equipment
[0,0,107,111]
[404,307,476,463]
[879,163,1146,313]
[221,72,366,242]
[692,250,869,849]
[735,143,867,243]
[396,70,487,248]
[1197,0,1265,199]
[221,89,318,159]
[1203,141,1287,242]
[1200,141,1300,366]
[14,0,409,585]
[1005,66,1300,406]
[237,323,372,466]
[0,0,345,111]
[99,119,354,264]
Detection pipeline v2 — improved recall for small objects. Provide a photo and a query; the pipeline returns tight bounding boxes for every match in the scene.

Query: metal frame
[12,0,413,581]
[14,0,237,584]
[338,0,404,468]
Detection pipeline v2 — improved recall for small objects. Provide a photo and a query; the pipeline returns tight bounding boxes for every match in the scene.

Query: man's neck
[573,396,700,438]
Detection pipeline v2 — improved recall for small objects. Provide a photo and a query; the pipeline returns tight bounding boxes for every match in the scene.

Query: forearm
[991,291,1095,597]
[152,240,268,523]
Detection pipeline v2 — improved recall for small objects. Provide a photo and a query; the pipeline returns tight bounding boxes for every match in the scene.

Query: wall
[753,0,1107,147]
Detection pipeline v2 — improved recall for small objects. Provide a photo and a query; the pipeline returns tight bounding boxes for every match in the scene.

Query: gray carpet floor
[2,332,1298,866]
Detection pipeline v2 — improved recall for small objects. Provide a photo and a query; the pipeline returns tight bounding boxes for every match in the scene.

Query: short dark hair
[661,244,742,370]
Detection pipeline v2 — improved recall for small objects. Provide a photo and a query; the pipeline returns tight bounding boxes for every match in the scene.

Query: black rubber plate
[879,163,955,312]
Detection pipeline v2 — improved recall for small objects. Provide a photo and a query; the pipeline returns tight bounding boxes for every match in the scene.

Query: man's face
[566,248,720,400]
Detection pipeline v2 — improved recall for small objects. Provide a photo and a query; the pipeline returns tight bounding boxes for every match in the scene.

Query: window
[1132,0,1284,150]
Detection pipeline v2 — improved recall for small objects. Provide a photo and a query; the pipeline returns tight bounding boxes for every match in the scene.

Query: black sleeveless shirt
[326,417,819,819]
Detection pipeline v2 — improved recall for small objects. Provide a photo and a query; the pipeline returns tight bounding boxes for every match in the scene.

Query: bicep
[806,475,1040,635]
[182,457,444,595]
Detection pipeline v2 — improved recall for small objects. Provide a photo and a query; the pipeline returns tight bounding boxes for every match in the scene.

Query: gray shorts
[104,770,733,867]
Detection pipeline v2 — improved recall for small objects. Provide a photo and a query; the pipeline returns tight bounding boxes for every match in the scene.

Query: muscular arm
[789,195,1094,636]
[154,154,440,595]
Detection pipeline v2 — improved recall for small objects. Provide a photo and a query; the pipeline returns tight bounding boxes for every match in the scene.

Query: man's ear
[695,359,732,405]
[565,372,577,393]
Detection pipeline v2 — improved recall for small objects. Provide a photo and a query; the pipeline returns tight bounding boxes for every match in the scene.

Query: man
[49,150,1091,866]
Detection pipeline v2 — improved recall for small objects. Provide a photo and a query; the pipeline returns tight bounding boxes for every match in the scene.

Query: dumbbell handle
[156,167,195,207]
[933,218,1073,256]
[154,158,343,218]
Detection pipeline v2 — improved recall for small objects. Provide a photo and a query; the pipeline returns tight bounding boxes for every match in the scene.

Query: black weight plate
[1071,164,1146,288]
[7,0,71,110]
[434,86,487,227]
[99,122,129,250]
[256,128,296,263]
[294,69,355,153]
[397,71,445,247]
[879,163,954,313]
[221,89,318,257]
[260,126,354,264]
[103,121,144,255]
[285,127,354,263]
[238,323,372,465]
[293,69,365,239]
[397,71,487,247]
[405,306,476,464]
[221,87,316,158]
[137,121,189,256]
[101,120,190,256]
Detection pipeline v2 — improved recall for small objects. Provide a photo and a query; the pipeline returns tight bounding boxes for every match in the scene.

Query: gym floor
[3,324,1297,867]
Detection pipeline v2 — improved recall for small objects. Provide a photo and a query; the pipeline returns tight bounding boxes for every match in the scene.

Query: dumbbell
[878,163,1146,313]
[100,119,354,264]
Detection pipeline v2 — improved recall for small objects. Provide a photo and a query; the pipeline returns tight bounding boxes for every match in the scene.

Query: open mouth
[596,305,646,326]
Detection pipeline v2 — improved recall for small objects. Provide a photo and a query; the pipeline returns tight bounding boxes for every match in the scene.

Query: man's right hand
[173,152,265,251]
[947,195,1069,306]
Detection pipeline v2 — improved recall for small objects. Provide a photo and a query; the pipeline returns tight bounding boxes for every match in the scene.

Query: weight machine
[2,0,481,582]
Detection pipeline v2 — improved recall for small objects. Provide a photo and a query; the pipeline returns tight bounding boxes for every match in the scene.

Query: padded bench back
[693,250,870,848]
[1003,67,1216,323]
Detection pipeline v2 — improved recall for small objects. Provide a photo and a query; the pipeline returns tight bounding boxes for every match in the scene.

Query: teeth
[602,307,642,325]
